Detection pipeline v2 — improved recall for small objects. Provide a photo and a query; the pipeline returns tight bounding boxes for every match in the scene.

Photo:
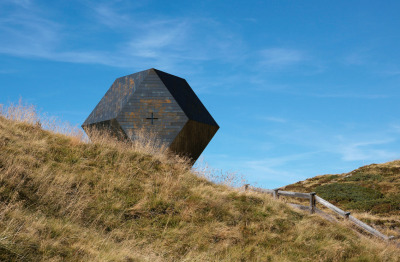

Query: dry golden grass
[0,101,399,261]
[193,158,247,188]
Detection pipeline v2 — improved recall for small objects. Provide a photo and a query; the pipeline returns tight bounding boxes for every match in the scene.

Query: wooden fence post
[273,189,280,199]
[309,192,316,214]
[249,186,392,240]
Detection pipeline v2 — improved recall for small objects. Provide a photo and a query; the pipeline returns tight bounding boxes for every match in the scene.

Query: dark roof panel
[154,69,219,127]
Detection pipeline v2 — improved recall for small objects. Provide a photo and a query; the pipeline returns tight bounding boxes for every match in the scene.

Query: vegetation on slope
[283,161,400,239]
[0,103,399,261]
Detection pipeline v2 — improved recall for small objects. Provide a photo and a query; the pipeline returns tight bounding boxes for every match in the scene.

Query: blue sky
[1,0,400,188]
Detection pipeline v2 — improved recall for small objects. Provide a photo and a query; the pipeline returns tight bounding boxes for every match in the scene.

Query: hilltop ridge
[283,161,400,240]
[0,105,399,261]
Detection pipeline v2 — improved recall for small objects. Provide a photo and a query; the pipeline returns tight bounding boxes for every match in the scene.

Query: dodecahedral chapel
[82,68,219,163]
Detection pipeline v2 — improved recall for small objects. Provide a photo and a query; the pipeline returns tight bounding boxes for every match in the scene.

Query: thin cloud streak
[260,118,399,165]
[211,151,323,187]
[92,3,132,28]
[245,151,320,170]
[391,124,400,134]
[0,69,17,74]
[2,0,32,8]
[259,48,304,67]
[308,92,389,99]
[334,139,398,161]
[0,2,246,73]
[260,116,288,123]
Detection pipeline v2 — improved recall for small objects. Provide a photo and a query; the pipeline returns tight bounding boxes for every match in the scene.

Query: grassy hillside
[0,104,399,261]
[283,161,400,239]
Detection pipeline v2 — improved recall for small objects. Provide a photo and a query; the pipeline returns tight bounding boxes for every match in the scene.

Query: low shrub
[344,173,383,182]
[315,183,400,213]
[315,183,383,203]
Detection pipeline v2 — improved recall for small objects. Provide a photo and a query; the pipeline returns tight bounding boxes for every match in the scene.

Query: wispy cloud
[0,1,246,75]
[0,3,61,58]
[91,2,132,28]
[259,48,304,67]
[343,51,369,66]
[390,124,400,134]
[234,151,322,187]
[203,152,316,188]
[335,139,398,161]
[232,122,400,187]
[341,45,377,67]
[250,47,325,86]
[245,151,318,172]
[308,92,389,99]
[2,0,32,8]
[342,47,400,79]
[260,119,400,164]
[260,116,287,123]
[379,68,400,76]
[124,21,191,59]
[0,69,16,74]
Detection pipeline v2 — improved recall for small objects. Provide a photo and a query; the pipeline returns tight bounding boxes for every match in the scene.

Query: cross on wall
[145,112,159,124]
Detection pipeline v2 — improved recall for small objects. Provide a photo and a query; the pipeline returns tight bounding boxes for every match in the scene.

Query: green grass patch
[344,173,383,182]
[314,183,400,213]
[315,183,383,203]
[346,196,400,213]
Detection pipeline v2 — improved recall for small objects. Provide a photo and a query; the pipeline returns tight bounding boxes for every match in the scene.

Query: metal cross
[146,112,158,124]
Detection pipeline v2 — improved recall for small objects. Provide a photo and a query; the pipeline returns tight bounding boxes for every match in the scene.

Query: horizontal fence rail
[244,185,394,241]
[278,190,311,199]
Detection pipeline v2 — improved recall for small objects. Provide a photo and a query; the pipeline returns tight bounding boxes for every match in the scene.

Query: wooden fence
[244,185,394,241]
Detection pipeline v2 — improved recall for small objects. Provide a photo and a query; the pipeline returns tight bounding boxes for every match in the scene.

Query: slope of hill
[0,107,399,261]
[283,161,400,238]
